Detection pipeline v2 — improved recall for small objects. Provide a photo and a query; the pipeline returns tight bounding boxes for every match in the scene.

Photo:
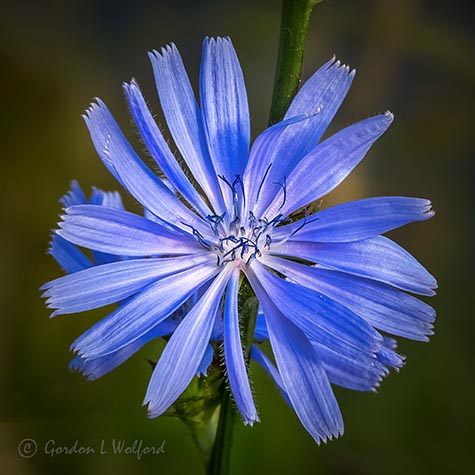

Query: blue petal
[263,113,394,220]
[271,235,437,296]
[196,344,214,377]
[83,100,210,235]
[89,188,124,209]
[244,114,326,220]
[247,272,343,444]
[41,254,209,316]
[251,345,290,404]
[57,205,203,257]
[149,45,224,214]
[312,341,388,392]
[50,183,125,271]
[246,57,355,218]
[254,311,269,340]
[124,80,211,218]
[144,267,232,417]
[223,268,258,424]
[211,305,224,339]
[71,262,219,358]
[60,180,87,207]
[252,305,395,391]
[252,310,391,392]
[249,263,383,358]
[263,256,435,341]
[62,184,124,266]
[285,57,354,129]
[382,336,398,350]
[200,38,250,189]
[376,346,405,369]
[273,197,435,243]
[70,319,177,380]
[48,234,93,274]
[90,250,119,266]
[60,180,123,210]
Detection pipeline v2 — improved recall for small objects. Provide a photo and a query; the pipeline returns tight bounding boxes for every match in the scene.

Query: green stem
[269,0,322,125]
[207,379,237,475]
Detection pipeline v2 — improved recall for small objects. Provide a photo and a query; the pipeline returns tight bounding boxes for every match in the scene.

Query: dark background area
[0,0,473,474]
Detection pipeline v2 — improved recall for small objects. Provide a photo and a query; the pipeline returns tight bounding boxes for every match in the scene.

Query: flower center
[186,173,286,267]
[213,211,277,267]
[217,234,261,266]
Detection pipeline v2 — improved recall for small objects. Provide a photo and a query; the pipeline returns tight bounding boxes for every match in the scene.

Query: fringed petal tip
[369,111,394,131]
[68,356,83,374]
[313,426,345,446]
[69,342,103,364]
[146,408,159,419]
[83,98,105,119]
[39,278,52,293]
[422,199,435,218]
[68,356,96,381]
[384,110,394,120]
[59,180,85,207]
[203,36,232,47]
[377,345,406,372]
[242,414,260,427]
[143,399,164,420]
[148,42,179,60]
[122,79,136,95]
[325,55,356,78]
[48,309,61,319]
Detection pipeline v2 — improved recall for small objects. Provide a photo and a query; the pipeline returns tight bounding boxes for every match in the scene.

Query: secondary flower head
[41,37,436,444]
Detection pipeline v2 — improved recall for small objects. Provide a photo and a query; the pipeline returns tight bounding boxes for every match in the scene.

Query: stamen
[244,252,258,267]
[256,163,272,203]
[265,234,272,249]
[252,225,261,240]
[218,174,234,190]
[248,211,257,229]
[289,211,319,238]
[257,214,282,235]
[268,214,283,227]
[219,174,244,226]
[273,176,287,210]
[234,174,246,209]
[207,212,226,235]
[181,222,215,250]
[258,217,269,229]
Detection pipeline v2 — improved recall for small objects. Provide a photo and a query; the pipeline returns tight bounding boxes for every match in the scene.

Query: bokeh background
[1,0,473,474]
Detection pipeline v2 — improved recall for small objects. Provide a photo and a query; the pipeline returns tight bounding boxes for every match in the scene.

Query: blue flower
[41,37,436,444]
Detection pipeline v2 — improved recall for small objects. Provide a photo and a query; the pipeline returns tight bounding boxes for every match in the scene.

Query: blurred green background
[1,0,473,474]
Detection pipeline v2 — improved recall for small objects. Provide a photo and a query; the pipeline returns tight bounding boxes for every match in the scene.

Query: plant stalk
[269,0,322,125]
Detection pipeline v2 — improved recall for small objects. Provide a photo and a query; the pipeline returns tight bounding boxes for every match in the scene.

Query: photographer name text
[18,438,166,460]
